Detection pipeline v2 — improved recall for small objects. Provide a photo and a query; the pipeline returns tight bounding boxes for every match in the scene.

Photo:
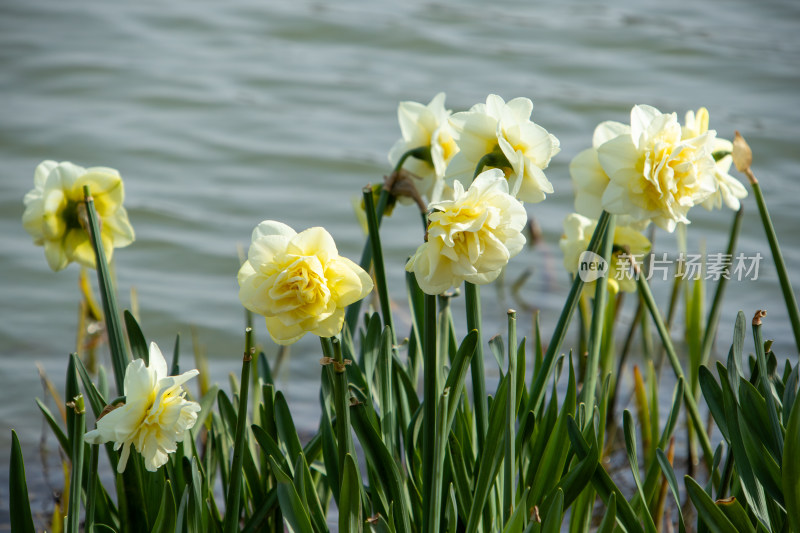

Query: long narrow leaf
[9,430,36,533]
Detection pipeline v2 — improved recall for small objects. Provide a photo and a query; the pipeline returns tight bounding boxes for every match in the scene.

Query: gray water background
[1,0,799,527]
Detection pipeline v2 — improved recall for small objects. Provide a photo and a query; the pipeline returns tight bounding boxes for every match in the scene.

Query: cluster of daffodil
[11,94,800,533]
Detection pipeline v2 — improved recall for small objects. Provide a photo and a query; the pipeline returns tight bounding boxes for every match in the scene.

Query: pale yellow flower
[388,93,459,203]
[406,169,527,295]
[446,94,560,203]
[559,213,651,295]
[597,105,717,232]
[683,108,748,211]
[238,221,373,345]
[84,342,200,473]
[22,160,135,271]
[569,121,650,229]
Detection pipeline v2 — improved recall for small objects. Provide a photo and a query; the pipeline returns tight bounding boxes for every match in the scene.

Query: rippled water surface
[2,0,799,524]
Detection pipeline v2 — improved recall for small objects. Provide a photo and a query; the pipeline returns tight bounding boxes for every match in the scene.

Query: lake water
[1,0,799,526]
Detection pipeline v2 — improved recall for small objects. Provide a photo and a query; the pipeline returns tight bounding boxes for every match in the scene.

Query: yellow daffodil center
[269,256,331,316]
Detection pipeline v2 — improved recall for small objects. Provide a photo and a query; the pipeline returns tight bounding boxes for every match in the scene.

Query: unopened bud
[732,131,753,173]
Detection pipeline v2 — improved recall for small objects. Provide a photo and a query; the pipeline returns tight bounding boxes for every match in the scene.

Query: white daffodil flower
[596,105,717,232]
[84,343,200,473]
[683,108,748,211]
[446,94,560,203]
[22,160,135,271]
[406,168,527,294]
[388,92,458,204]
[238,221,373,345]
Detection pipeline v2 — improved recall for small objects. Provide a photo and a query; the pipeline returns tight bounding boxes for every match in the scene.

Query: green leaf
[685,476,738,533]
[655,449,686,533]
[291,452,326,533]
[443,330,477,431]
[719,350,770,528]
[361,312,382,388]
[783,393,800,532]
[739,412,783,504]
[124,310,149,363]
[176,487,189,533]
[715,497,755,533]
[170,334,181,376]
[782,364,798,427]
[72,353,108,418]
[489,334,505,372]
[268,456,314,533]
[700,367,729,440]
[351,402,410,533]
[623,410,657,533]
[339,454,362,533]
[541,488,563,533]
[596,493,616,533]
[529,356,576,506]
[36,398,70,456]
[566,416,644,533]
[274,391,303,463]
[216,389,237,439]
[501,487,529,533]
[9,430,36,533]
[464,376,510,533]
[191,385,220,438]
[151,480,177,533]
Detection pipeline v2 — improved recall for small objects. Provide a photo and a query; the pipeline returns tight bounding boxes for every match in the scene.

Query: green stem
[700,206,743,368]
[465,282,487,452]
[82,186,128,395]
[84,444,99,533]
[422,291,438,533]
[345,146,430,335]
[635,268,715,471]
[749,180,800,356]
[323,336,357,481]
[362,186,396,346]
[223,328,254,533]
[525,211,611,415]
[428,391,449,533]
[345,188,390,335]
[581,215,616,415]
[752,311,783,458]
[472,150,510,179]
[67,395,85,533]
[504,310,517,522]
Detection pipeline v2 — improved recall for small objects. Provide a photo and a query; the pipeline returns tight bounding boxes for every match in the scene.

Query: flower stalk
[634,263,715,470]
[362,186,397,345]
[580,214,617,415]
[223,327,254,533]
[83,185,129,395]
[422,291,439,532]
[503,309,517,522]
[526,210,611,415]
[66,394,85,533]
[734,132,800,356]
